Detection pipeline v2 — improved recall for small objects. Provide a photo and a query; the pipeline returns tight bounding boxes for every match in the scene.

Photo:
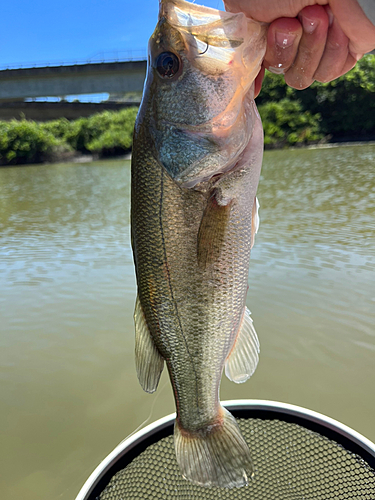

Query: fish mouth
[158,0,267,87]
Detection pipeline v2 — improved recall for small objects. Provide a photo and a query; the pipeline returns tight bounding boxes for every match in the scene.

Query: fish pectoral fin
[134,295,164,393]
[250,196,260,250]
[174,406,253,488]
[197,193,232,270]
[225,307,260,383]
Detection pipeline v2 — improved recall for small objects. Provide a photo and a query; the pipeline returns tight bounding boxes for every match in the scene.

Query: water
[0,145,374,500]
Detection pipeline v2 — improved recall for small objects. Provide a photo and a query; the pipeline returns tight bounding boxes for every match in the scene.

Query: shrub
[298,55,375,139]
[0,119,71,165]
[40,118,72,139]
[60,107,138,155]
[259,99,323,148]
[0,106,139,166]
[86,107,138,155]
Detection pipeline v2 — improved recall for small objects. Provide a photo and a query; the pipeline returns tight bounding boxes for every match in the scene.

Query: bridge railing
[0,50,147,71]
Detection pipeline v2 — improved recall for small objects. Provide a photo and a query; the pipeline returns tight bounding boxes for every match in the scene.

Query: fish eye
[155,52,180,79]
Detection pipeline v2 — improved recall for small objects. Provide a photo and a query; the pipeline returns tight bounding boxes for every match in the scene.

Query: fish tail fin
[174,406,253,488]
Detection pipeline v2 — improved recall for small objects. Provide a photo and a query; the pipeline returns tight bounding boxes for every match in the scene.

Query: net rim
[75,399,375,500]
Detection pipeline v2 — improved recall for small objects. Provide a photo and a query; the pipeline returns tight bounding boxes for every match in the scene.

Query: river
[0,144,374,500]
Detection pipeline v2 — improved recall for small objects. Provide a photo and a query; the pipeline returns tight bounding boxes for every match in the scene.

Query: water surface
[0,145,374,500]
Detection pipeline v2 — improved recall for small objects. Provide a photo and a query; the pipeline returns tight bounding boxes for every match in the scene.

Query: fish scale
[131,0,266,488]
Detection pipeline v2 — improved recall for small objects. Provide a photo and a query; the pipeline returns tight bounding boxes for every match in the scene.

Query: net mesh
[99,418,375,499]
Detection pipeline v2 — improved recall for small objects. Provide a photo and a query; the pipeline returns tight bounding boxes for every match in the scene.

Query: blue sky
[1,0,225,68]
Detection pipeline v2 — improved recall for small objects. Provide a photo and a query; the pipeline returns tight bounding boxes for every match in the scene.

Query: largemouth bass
[131,0,266,488]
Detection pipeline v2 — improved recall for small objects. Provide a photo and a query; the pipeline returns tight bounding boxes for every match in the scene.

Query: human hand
[223,0,375,96]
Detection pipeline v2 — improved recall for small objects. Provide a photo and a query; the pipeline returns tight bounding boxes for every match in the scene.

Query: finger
[313,7,351,82]
[264,18,303,76]
[285,5,329,90]
[330,0,375,57]
[254,65,265,98]
[223,0,320,23]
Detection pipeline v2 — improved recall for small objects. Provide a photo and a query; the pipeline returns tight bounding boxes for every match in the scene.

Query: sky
[1,0,225,69]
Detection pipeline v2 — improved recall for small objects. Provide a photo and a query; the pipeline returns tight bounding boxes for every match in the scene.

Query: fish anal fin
[225,307,260,383]
[134,295,164,393]
[174,406,253,488]
[197,193,232,269]
[250,196,259,250]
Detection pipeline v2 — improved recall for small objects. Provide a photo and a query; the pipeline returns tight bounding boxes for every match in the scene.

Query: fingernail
[349,47,363,61]
[275,31,296,49]
[268,64,285,75]
[300,15,318,35]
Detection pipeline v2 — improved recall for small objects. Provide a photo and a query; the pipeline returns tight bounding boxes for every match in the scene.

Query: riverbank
[62,151,132,164]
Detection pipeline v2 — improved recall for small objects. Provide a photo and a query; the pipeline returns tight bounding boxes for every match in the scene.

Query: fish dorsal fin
[225,307,260,383]
[134,295,164,393]
[197,193,232,270]
[250,196,259,250]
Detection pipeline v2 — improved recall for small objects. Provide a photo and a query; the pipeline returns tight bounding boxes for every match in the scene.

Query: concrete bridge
[0,60,147,101]
[0,59,146,120]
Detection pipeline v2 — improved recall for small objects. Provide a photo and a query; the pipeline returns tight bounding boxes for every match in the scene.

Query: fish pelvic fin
[197,193,232,270]
[174,407,253,488]
[225,307,260,383]
[134,294,164,393]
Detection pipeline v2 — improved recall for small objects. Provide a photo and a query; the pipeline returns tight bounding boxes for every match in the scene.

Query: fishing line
[118,380,169,444]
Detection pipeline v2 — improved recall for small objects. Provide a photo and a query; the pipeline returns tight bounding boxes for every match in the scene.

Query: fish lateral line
[158,168,201,396]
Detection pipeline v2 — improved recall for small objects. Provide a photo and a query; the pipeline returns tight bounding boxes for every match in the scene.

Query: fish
[131,0,267,489]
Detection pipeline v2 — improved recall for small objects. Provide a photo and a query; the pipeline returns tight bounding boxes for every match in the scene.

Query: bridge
[0,58,147,120]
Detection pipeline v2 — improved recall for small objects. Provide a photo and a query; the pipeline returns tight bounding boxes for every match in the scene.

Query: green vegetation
[0,119,70,165]
[257,54,375,147]
[0,55,374,165]
[0,107,138,166]
[259,99,322,147]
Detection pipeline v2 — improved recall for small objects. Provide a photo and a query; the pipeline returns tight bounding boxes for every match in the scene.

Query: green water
[0,145,374,500]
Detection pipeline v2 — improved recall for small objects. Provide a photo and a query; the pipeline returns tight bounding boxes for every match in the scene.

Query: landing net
[77,401,375,500]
